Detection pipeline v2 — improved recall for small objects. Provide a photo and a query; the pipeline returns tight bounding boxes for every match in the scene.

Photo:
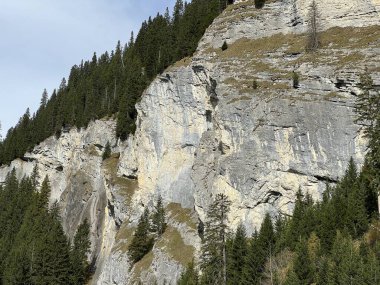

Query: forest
[0,170,91,284]
[0,0,230,165]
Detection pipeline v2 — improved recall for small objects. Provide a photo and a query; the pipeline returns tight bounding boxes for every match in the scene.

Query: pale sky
[0,0,176,138]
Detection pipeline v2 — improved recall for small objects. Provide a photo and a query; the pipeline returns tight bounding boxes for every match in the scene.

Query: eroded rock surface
[1,0,379,284]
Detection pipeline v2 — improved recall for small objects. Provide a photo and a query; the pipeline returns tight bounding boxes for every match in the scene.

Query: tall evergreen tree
[200,194,231,285]
[71,218,91,284]
[227,223,247,285]
[151,195,166,237]
[128,208,154,263]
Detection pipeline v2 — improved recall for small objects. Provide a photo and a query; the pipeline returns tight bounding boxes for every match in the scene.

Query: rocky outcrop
[1,0,379,284]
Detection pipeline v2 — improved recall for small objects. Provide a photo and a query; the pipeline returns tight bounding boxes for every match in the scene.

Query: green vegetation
[128,196,167,264]
[0,172,91,284]
[102,156,138,205]
[0,0,226,166]
[102,141,111,161]
[292,71,299,89]
[222,40,228,51]
[254,0,266,9]
[200,193,231,284]
[178,71,380,284]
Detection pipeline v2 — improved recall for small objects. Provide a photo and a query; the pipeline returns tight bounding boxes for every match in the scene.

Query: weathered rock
[1,0,379,284]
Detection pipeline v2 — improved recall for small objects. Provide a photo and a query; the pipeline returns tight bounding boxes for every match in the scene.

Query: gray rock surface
[1,0,379,284]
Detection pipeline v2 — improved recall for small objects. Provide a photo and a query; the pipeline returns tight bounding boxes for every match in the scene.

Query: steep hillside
[1,0,379,284]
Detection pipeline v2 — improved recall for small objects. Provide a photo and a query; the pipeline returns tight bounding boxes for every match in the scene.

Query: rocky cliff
[1,0,379,284]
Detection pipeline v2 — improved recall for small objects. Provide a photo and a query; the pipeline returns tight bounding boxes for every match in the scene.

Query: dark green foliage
[0,0,223,165]
[0,173,91,284]
[242,213,275,285]
[200,193,232,285]
[227,223,247,285]
[221,41,228,51]
[178,261,199,285]
[71,219,91,284]
[293,239,314,284]
[252,80,258,89]
[254,0,266,9]
[102,141,112,160]
[128,208,154,263]
[292,71,299,88]
[151,195,166,237]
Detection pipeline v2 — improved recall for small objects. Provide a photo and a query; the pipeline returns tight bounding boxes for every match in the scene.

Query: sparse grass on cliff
[156,226,195,266]
[166,203,198,231]
[102,156,137,206]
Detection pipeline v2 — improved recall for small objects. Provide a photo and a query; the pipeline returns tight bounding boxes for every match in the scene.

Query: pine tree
[151,195,166,237]
[102,141,111,160]
[306,0,320,52]
[178,261,199,285]
[221,41,228,51]
[40,89,49,107]
[227,223,247,285]
[200,194,231,285]
[254,0,266,9]
[71,218,91,284]
[292,71,299,88]
[128,208,154,263]
[293,238,314,285]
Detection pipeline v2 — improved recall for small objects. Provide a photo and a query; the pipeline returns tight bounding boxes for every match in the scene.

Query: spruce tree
[128,208,154,263]
[151,195,166,237]
[254,0,266,9]
[71,218,91,284]
[200,194,231,285]
[227,223,247,285]
[102,141,112,160]
[178,261,199,285]
[293,238,314,285]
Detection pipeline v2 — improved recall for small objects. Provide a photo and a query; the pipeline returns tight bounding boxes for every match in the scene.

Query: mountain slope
[1,0,379,284]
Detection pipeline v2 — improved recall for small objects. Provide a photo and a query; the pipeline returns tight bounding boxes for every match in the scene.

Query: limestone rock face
[1,0,379,284]
[0,120,122,279]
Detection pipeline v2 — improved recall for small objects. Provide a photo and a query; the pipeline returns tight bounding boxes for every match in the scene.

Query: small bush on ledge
[255,0,266,9]
[221,40,228,51]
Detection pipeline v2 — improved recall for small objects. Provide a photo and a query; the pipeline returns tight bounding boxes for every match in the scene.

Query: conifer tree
[152,195,166,237]
[200,194,231,285]
[71,218,91,284]
[178,261,199,285]
[227,223,247,285]
[293,238,314,285]
[306,0,320,52]
[102,141,112,160]
[128,208,154,263]
[254,0,266,9]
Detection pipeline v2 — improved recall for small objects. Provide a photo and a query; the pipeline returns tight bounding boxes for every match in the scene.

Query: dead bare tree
[306,0,320,52]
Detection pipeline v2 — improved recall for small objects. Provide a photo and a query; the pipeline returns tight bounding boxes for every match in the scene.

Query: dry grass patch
[113,223,136,253]
[156,226,195,266]
[321,26,380,49]
[166,203,197,230]
[168,56,192,71]
[132,250,154,282]
[102,156,138,205]
[227,95,252,104]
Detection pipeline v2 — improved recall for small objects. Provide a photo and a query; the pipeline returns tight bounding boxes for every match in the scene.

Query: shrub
[252,80,258,89]
[221,40,228,51]
[102,141,111,160]
[292,72,299,89]
[255,0,266,9]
